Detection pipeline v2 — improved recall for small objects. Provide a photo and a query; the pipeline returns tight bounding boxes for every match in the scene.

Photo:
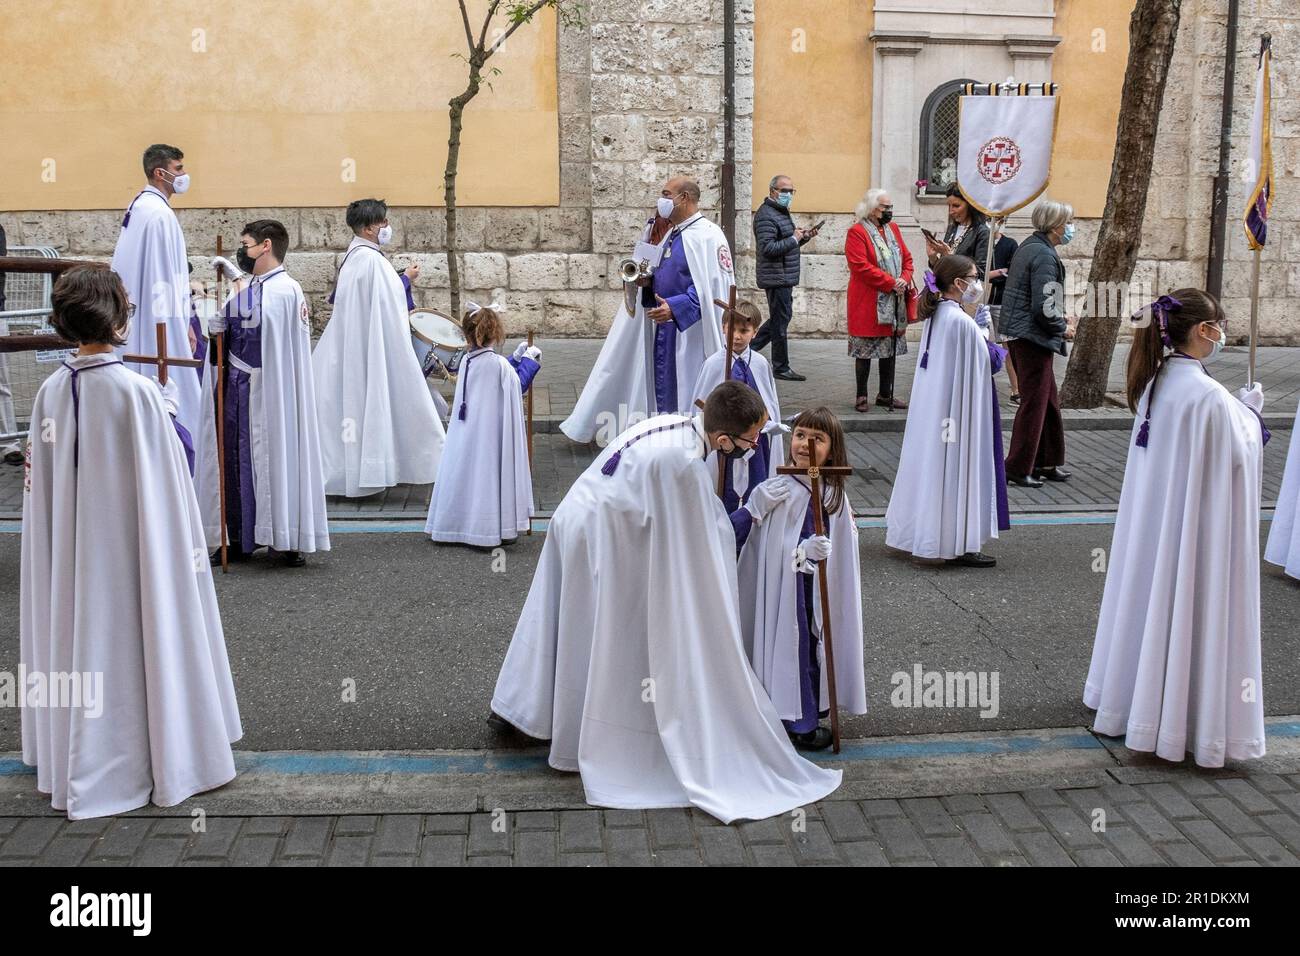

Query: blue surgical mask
[1206,325,1226,361]
[776,192,792,209]
[1060,223,1076,245]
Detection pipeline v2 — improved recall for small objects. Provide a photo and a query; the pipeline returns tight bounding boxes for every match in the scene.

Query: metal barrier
[0,247,75,446]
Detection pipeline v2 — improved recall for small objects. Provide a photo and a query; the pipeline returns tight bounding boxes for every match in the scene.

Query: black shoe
[790,727,834,752]
[487,711,550,745]
[278,550,306,568]
[1033,466,1072,482]
[946,551,997,568]
[210,546,251,566]
[774,368,807,382]
[1006,473,1044,488]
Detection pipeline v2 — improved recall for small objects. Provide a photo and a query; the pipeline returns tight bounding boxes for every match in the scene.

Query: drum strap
[326,245,387,305]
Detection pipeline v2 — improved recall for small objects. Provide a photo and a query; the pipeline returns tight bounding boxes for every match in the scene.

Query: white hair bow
[465,299,504,316]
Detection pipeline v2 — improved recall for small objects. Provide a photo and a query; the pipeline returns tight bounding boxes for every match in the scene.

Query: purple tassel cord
[919,351,929,369]
[600,420,690,477]
[1135,417,1150,448]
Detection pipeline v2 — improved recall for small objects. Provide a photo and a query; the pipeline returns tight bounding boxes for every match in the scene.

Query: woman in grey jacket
[1000,199,1077,487]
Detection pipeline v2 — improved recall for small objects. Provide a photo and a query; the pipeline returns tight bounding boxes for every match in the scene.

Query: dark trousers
[1005,339,1066,476]
[754,285,794,371]
[855,356,896,399]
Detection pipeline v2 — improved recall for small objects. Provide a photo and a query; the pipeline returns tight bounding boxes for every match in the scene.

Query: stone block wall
[2,0,1296,343]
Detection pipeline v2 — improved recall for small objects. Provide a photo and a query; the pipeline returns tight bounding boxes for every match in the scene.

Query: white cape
[737,476,868,720]
[491,414,841,822]
[886,300,997,558]
[425,349,533,546]
[312,237,444,496]
[561,215,731,442]
[689,346,784,497]
[20,355,242,819]
[110,187,201,441]
[1084,360,1265,768]
[1264,403,1300,580]
[216,271,331,553]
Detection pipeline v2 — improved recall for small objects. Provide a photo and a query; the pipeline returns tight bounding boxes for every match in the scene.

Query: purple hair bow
[1142,294,1182,348]
[923,270,939,294]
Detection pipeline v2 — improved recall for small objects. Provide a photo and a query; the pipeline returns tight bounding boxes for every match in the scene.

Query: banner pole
[1248,245,1261,388]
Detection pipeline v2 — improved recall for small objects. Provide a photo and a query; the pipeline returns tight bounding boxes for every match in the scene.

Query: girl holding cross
[732,407,867,751]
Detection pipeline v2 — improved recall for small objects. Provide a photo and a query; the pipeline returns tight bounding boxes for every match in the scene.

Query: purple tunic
[720,355,771,513]
[730,496,826,734]
[219,269,282,552]
[650,222,703,413]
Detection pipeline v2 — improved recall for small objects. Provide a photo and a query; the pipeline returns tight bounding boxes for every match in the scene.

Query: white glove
[512,341,529,360]
[791,544,814,575]
[153,376,180,418]
[744,480,790,522]
[213,256,244,280]
[1235,383,1264,414]
[974,303,992,328]
[803,534,832,562]
[524,345,542,363]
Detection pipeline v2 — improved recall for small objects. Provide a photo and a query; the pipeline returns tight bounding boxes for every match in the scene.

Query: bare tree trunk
[444,75,480,321]
[1059,0,1182,408]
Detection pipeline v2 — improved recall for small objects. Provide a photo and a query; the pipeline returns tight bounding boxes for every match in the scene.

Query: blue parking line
[3,722,1296,778]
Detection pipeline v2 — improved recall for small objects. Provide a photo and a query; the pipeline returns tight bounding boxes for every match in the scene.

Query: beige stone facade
[2,0,1296,343]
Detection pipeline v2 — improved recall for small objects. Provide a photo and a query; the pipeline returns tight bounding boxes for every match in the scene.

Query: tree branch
[457,0,475,54]
[485,1,549,59]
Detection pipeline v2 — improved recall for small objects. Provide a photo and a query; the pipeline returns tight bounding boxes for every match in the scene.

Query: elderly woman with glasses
[999,198,1078,488]
[845,188,915,414]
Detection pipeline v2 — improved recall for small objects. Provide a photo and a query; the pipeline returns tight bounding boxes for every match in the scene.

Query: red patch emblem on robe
[718,246,733,274]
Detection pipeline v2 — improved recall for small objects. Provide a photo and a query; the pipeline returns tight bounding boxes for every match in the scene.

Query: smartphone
[811,219,826,233]
[920,227,938,243]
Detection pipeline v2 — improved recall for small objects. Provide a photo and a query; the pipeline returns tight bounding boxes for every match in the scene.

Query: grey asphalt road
[1,522,1297,752]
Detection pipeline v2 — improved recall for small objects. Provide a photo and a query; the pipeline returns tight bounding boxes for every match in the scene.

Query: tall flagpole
[1248,247,1260,387]
[1243,33,1272,390]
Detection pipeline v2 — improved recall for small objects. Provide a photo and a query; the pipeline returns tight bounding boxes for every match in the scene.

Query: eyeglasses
[727,432,760,450]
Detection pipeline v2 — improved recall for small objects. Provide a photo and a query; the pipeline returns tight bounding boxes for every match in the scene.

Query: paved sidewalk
[4,736,1299,866]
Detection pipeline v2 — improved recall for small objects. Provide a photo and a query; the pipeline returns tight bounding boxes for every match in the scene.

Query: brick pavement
[4,766,1298,866]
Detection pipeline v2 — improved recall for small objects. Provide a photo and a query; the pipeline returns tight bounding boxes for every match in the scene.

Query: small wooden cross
[776,462,854,754]
[712,285,743,382]
[123,321,202,387]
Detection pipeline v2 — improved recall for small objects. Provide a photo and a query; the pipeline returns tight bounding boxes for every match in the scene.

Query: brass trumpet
[621,257,651,313]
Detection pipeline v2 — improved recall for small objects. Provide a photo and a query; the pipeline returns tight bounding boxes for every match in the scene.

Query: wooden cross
[712,284,743,382]
[775,462,855,754]
[213,236,230,572]
[123,321,202,387]
[526,328,535,536]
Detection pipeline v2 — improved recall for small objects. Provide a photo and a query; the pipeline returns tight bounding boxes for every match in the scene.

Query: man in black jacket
[752,175,818,381]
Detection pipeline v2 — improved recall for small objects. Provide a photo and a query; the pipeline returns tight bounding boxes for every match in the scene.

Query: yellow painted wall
[753,0,874,214]
[0,0,558,210]
[1044,0,1131,218]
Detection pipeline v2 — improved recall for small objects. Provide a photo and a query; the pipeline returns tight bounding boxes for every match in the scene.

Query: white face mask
[656,196,675,219]
[376,224,393,246]
[166,171,190,194]
[960,278,983,304]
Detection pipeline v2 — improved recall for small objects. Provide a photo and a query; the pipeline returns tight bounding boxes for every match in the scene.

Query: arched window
[918,79,973,196]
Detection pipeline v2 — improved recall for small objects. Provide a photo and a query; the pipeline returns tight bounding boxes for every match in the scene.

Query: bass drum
[409,309,468,380]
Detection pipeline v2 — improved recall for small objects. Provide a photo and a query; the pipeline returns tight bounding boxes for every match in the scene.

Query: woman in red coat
[845,188,915,412]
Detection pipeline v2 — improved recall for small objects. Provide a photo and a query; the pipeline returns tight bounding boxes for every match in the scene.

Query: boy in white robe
[886,255,1007,567]
[110,144,202,444]
[21,265,242,819]
[490,381,841,823]
[734,407,867,751]
[425,304,540,547]
[211,220,330,567]
[312,198,445,497]
[1085,289,1267,768]
[689,299,784,512]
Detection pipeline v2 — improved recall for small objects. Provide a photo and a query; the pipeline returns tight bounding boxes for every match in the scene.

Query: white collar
[348,236,382,252]
[142,185,169,204]
[65,352,122,369]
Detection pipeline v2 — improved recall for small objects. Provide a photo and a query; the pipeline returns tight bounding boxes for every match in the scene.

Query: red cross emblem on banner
[977,137,1022,185]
